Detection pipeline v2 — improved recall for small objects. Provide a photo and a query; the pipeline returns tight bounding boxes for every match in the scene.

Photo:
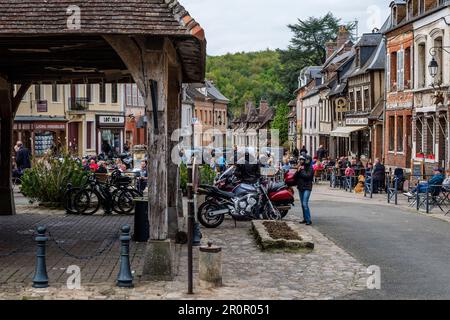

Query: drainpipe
[382,34,388,165]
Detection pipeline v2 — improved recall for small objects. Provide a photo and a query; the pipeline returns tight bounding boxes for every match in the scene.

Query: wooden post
[167,66,181,239]
[0,78,15,215]
[104,35,182,279]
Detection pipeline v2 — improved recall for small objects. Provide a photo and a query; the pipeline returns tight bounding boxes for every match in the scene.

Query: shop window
[99,83,106,103]
[349,90,355,111]
[51,83,59,102]
[86,121,93,150]
[363,89,370,111]
[404,47,411,89]
[426,117,435,156]
[415,115,423,155]
[434,37,443,84]
[397,50,404,91]
[356,90,362,112]
[397,116,404,152]
[86,84,92,103]
[111,83,118,104]
[417,43,426,88]
[35,84,43,101]
[389,116,395,151]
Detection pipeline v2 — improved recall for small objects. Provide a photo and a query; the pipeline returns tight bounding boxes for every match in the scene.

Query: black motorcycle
[197,181,282,228]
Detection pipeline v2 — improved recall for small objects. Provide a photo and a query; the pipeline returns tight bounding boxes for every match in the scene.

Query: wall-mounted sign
[34,123,66,130]
[36,100,48,113]
[97,115,125,127]
[346,118,368,126]
[335,97,349,113]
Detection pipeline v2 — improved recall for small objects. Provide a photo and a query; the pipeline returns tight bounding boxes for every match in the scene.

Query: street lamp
[428,57,438,78]
[428,46,450,78]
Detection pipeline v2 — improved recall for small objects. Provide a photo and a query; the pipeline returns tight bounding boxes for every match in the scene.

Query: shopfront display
[13,118,66,157]
[96,115,125,156]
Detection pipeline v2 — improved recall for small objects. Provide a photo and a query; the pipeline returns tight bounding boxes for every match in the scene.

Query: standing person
[15,141,31,172]
[372,158,385,193]
[300,145,308,155]
[316,145,327,161]
[295,155,314,225]
[136,160,148,193]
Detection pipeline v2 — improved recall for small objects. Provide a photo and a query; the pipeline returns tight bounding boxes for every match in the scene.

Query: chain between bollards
[32,226,49,289]
[117,224,133,288]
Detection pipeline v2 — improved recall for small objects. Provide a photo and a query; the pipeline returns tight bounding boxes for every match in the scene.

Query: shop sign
[335,97,349,113]
[34,123,66,130]
[36,100,48,113]
[346,118,368,126]
[98,115,125,126]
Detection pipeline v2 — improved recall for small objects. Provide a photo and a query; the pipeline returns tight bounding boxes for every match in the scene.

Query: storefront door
[68,122,79,156]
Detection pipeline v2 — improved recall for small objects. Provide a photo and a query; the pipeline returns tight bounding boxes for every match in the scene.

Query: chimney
[259,99,269,115]
[325,41,337,60]
[336,25,350,49]
[245,101,252,115]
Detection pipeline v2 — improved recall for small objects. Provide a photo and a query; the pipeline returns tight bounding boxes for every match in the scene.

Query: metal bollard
[117,225,133,288]
[32,226,49,288]
[199,241,222,288]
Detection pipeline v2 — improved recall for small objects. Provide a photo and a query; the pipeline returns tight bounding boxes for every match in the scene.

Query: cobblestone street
[0,193,369,300]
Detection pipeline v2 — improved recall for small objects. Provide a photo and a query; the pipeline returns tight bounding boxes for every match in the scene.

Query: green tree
[271,104,290,144]
[206,50,286,115]
[279,12,356,95]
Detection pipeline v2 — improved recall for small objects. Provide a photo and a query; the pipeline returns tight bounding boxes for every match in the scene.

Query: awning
[330,126,367,138]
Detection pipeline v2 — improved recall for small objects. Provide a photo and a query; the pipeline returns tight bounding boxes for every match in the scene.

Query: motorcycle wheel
[197,202,225,228]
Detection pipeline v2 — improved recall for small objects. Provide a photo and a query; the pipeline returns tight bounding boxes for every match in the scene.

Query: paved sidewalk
[311,183,450,224]
[0,202,369,300]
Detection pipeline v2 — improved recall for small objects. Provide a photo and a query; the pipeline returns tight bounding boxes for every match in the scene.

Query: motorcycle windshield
[217,166,235,181]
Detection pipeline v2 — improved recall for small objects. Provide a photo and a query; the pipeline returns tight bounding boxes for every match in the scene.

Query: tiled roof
[0,0,203,38]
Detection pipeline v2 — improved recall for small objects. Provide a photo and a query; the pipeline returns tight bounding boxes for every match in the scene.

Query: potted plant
[416,152,425,159]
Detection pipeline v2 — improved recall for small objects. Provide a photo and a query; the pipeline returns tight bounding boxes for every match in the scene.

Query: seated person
[404,167,445,197]
[96,161,108,174]
[89,159,99,172]
[345,164,355,177]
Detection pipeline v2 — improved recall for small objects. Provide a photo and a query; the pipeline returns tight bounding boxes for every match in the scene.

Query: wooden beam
[12,83,31,115]
[0,77,15,215]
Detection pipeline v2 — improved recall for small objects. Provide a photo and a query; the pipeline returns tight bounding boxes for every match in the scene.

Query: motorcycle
[197,181,283,228]
[214,166,295,218]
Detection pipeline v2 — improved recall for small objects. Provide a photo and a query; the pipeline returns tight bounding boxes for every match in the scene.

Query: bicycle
[72,171,142,215]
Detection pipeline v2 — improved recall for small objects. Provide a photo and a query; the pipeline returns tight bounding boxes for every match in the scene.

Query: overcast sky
[182,0,391,56]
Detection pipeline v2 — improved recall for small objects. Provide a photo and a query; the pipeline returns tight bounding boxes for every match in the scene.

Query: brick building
[384,3,414,170]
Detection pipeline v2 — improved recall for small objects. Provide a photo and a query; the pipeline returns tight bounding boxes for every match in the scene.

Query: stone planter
[252,220,314,252]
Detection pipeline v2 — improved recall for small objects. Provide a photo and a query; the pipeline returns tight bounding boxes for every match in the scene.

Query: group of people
[80,157,148,193]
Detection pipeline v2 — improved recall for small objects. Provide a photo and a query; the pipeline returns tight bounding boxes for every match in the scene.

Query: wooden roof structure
[0,0,206,83]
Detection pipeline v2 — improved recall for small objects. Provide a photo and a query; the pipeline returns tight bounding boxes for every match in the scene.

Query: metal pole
[394,178,398,205]
[187,118,195,295]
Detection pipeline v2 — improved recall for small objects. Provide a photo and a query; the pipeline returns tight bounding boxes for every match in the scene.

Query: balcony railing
[68,97,89,111]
